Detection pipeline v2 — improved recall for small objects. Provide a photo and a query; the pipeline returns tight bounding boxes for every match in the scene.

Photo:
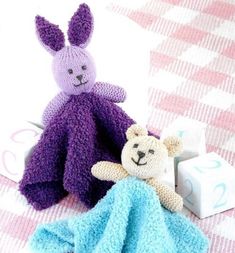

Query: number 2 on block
[177,130,186,138]
[213,183,227,209]
[194,160,221,173]
[184,179,194,205]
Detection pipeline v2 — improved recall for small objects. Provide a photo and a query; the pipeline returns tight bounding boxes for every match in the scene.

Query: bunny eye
[133,143,139,148]
[68,69,73,74]
[148,149,154,154]
[82,65,87,70]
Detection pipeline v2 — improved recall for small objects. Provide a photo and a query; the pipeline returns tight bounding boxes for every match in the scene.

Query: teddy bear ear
[126,124,148,140]
[163,136,183,157]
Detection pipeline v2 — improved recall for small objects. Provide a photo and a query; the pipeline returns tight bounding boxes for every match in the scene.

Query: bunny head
[36,3,96,95]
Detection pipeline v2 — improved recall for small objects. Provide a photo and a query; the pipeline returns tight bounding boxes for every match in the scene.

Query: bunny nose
[76,75,83,81]
[137,151,145,158]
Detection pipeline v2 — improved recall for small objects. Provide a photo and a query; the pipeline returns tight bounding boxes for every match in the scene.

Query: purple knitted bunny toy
[36,3,126,126]
[20,4,137,210]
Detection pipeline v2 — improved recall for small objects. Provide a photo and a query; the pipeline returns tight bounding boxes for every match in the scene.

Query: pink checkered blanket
[0,1,234,252]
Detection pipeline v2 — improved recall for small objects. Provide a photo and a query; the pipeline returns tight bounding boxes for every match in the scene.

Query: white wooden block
[161,117,206,185]
[0,121,42,182]
[177,152,235,219]
[161,157,175,190]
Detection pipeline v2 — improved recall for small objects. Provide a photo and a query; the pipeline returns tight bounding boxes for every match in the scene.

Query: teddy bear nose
[76,74,83,81]
[137,151,145,158]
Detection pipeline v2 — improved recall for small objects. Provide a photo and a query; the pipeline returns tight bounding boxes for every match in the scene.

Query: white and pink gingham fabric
[108,1,234,252]
[107,0,235,167]
[0,1,234,252]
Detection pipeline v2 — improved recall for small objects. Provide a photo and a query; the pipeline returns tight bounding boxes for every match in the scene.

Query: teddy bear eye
[68,69,73,74]
[133,143,139,148]
[148,149,154,154]
[82,65,87,70]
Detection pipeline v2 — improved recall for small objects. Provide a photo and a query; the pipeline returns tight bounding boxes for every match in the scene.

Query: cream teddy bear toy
[92,124,183,212]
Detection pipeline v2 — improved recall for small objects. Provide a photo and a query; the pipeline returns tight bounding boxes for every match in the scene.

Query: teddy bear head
[121,124,183,179]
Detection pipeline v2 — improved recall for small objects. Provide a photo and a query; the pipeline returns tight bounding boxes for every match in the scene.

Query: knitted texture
[92,82,127,103]
[92,124,183,212]
[68,3,93,47]
[35,15,65,54]
[121,124,182,179]
[126,124,148,140]
[19,93,135,210]
[29,177,209,253]
[36,4,127,125]
[43,82,127,126]
[42,92,70,126]
[163,136,183,157]
[92,163,183,212]
[147,178,183,212]
[52,45,97,95]
[92,161,129,182]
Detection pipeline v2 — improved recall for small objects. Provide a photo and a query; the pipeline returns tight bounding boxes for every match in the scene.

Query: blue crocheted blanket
[29,177,209,253]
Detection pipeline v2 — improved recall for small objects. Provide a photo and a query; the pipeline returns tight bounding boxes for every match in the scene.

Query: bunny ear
[68,3,94,48]
[35,15,65,55]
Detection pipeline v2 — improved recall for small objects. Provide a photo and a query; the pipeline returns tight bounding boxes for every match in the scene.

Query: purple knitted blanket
[19,93,134,210]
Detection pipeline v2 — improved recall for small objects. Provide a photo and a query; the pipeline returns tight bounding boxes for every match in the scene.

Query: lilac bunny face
[52,46,96,95]
[36,3,96,95]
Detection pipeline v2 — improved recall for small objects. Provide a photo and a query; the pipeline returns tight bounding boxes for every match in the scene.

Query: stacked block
[177,152,235,218]
[0,121,42,182]
[161,117,206,185]
[161,157,175,190]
